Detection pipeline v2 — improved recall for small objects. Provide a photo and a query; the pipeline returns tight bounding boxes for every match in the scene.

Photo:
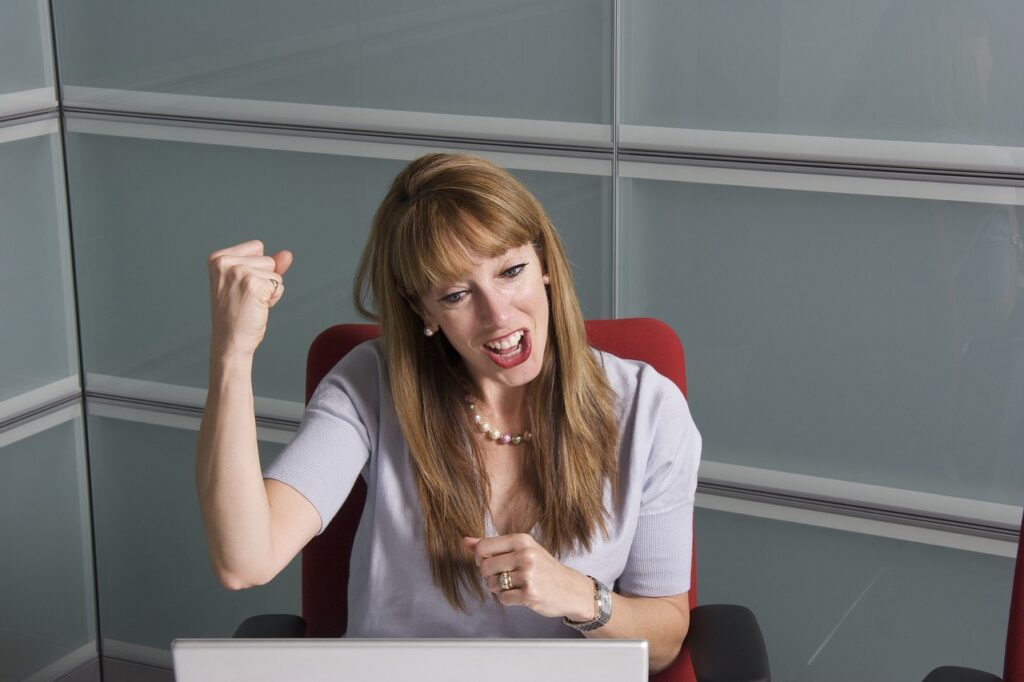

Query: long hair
[354,153,619,610]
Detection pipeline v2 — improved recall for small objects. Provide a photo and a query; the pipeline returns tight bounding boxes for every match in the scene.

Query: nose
[475,285,510,327]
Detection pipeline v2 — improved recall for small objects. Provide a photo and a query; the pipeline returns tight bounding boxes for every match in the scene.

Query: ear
[542,273,550,285]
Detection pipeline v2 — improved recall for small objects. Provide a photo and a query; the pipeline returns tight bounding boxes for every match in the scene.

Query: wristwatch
[563,576,612,632]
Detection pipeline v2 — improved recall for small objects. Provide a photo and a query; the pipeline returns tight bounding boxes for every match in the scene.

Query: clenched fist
[207,240,293,360]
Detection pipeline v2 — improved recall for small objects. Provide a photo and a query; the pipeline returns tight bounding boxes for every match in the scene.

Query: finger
[212,254,278,275]
[462,537,482,564]
[271,249,294,276]
[479,553,519,579]
[218,265,281,302]
[209,240,265,261]
[485,567,524,593]
[496,587,525,606]
[472,533,533,560]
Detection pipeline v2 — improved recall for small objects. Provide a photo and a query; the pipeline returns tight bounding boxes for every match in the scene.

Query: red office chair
[237,318,770,682]
[923,512,1024,682]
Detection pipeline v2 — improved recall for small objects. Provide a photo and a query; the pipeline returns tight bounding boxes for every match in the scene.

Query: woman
[197,153,700,672]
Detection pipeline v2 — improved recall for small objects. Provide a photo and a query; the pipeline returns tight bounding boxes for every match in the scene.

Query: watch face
[596,582,612,621]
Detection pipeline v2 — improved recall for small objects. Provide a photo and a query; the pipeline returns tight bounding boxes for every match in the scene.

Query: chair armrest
[687,604,770,682]
[923,666,1001,682]
[233,613,307,638]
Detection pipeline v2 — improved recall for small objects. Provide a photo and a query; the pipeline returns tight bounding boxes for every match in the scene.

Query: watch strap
[563,576,612,632]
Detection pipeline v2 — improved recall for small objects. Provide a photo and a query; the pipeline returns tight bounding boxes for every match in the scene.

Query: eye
[501,263,527,279]
[438,290,467,305]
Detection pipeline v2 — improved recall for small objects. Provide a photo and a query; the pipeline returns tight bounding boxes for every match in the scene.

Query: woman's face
[419,242,549,397]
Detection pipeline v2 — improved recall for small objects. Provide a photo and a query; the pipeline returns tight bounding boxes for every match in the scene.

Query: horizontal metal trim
[63,87,612,148]
[697,492,1018,558]
[64,107,615,159]
[85,373,303,424]
[23,642,97,682]
[0,376,81,427]
[618,148,1024,187]
[68,108,1024,191]
[102,640,171,670]
[620,159,1024,205]
[85,395,296,444]
[65,114,612,176]
[698,482,1017,543]
[0,401,82,448]
[0,87,57,121]
[700,460,1021,532]
[620,124,1024,177]
[0,115,59,143]
[0,107,59,129]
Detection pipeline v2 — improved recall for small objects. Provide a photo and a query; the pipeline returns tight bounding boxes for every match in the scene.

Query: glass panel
[53,0,610,126]
[0,416,97,680]
[695,507,1012,682]
[0,133,78,405]
[620,174,1024,505]
[86,412,299,653]
[621,0,1024,147]
[0,0,52,95]
[66,131,611,404]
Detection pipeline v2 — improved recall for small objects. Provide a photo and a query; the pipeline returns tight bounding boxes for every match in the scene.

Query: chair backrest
[301,319,696,682]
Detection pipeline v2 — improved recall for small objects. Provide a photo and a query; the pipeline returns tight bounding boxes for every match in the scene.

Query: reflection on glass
[695,507,1011,682]
[0,133,78,404]
[0,0,52,96]
[87,413,299,652]
[66,133,610,403]
[53,0,611,125]
[0,418,96,680]
[622,0,1024,146]
[620,177,1024,504]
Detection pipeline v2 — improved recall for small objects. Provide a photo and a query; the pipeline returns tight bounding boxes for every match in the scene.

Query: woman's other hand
[463,534,596,621]
[207,240,293,359]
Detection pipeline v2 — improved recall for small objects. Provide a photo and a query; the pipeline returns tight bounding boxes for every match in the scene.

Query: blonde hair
[354,153,619,610]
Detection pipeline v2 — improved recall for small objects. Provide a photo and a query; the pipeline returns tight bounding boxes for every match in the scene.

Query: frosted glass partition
[53,0,611,144]
[621,0,1024,161]
[65,128,611,407]
[0,414,96,681]
[0,0,53,99]
[86,411,299,661]
[695,507,1012,682]
[620,170,1024,505]
[0,131,78,409]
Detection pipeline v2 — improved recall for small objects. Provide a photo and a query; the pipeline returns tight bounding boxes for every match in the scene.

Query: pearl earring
[543,274,550,285]
[423,326,435,337]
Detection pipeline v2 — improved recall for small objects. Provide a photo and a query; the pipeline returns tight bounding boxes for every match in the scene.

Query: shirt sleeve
[263,342,381,534]
[617,367,701,596]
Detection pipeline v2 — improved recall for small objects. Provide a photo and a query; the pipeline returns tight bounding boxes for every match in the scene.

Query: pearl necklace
[465,397,532,446]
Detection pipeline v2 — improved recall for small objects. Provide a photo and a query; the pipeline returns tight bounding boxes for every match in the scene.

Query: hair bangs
[393,196,537,299]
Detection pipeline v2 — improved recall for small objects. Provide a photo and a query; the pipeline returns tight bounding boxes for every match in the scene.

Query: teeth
[485,330,523,351]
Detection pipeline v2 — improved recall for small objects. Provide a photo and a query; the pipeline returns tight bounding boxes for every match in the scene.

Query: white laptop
[172,638,648,682]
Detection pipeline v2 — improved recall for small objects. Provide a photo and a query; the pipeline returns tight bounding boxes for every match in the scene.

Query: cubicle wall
[0,3,98,681]
[1,1,1021,680]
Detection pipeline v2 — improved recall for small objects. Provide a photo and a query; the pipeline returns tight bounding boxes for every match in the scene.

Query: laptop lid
[172,638,648,682]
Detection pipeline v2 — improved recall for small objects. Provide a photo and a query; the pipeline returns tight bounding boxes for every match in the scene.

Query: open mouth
[482,329,531,369]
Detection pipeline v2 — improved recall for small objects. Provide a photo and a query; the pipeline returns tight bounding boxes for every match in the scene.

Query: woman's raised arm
[196,240,320,590]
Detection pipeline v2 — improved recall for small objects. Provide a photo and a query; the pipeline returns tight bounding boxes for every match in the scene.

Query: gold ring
[499,571,514,591]
[270,279,279,293]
